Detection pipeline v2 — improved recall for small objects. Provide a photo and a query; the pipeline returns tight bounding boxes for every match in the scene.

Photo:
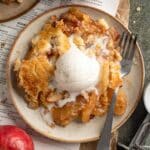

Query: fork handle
[96,89,118,150]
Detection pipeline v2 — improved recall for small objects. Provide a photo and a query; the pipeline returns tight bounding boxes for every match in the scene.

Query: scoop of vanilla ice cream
[54,37,100,92]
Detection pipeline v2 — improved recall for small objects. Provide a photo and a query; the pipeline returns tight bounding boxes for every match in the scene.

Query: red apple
[0,125,34,150]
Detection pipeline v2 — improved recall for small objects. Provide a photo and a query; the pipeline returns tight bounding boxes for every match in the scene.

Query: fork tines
[120,32,137,59]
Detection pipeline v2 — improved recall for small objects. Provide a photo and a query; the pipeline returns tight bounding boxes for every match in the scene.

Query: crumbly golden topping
[14,8,127,126]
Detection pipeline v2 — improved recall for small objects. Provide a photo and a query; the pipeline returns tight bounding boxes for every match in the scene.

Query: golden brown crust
[93,88,113,117]
[80,92,98,123]
[98,61,110,95]
[109,61,122,89]
[52,103,78,126]
[57,7,105,36]
[52,95,86,126]
[27,25,70,59]
[14,8,127,126]
[14,55,54,108]
[114,90,127,116]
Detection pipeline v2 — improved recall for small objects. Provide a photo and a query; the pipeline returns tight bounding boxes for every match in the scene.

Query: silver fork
[96,32,137,150]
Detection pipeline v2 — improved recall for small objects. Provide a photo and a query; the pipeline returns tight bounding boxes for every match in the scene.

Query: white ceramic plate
[7,5,145,143]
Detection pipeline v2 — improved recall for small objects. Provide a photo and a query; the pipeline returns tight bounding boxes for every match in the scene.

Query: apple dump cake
[14,8,127,126]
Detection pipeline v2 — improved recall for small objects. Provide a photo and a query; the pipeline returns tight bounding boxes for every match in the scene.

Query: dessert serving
[14,8,127,127]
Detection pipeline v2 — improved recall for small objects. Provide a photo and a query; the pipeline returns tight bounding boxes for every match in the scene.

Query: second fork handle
[96,89,118,150]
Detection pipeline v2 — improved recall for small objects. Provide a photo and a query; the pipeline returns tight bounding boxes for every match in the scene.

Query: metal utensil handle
[96,90,117,150]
